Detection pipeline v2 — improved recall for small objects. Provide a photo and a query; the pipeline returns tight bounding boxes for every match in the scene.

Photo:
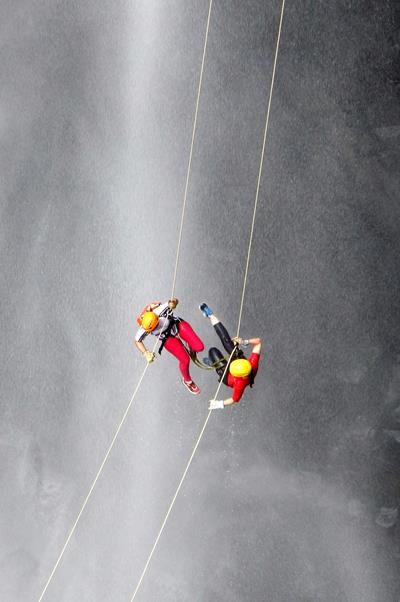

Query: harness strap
[158,314,181,355]
[188,349,229,371]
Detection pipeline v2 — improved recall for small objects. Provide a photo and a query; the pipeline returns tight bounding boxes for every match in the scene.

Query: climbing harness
[186,345,229,371]
[157,315,182,355]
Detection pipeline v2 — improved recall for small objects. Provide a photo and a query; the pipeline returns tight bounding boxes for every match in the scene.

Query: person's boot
[199,303,213,318]
[181,379,200,395]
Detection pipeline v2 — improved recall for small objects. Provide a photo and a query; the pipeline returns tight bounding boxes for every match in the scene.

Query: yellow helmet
[140,311,159,332]
[229,358,252,378]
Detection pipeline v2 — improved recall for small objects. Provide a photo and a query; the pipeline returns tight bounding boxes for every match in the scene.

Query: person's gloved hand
[143,350,155,363]
[168,297,179,310]
[232,336,249,347]
[208,399,224,410]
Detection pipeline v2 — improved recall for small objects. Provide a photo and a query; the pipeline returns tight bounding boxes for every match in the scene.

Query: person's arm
[148,301,161,311]
[209,380,246,409]
[249,337,261,355]
[150,300,177,317]
[135,340,147,354]
[135,333,155,362]
[232,336,261,352]
[208,396,235,409]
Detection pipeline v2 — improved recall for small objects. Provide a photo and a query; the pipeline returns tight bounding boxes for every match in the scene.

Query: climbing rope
[129,1,286,598]
[37,361,150,602]
[130,346,238,602]
[36,3,213,599]
[236,0,286,338]
[171,0,213,300]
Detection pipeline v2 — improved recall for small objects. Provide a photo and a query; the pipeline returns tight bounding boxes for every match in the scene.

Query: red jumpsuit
[163,321,204,382]
[135,303,204,382]
[227,352,260,402]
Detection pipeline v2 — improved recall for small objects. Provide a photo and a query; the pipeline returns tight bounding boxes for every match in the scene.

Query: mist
[1,1,400,600]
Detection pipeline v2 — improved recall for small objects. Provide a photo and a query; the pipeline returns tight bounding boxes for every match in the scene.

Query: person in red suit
[199,303,262,409]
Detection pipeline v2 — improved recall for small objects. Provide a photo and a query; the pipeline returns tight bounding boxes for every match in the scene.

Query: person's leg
[211,317,235,354]
[200,305,235,353]
[178,320,204,353]
[164,336,192,382]
[209,347,230,385]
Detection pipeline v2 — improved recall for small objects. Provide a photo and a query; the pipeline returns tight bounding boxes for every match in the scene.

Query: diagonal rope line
[130,347,237,602]
[130,409,211,601]
[37,3,214,599]
[236,0,286,338]
[129,2,286,597]
[37,331,161,602]
[170,0,213,300]
[38,369,149,602]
